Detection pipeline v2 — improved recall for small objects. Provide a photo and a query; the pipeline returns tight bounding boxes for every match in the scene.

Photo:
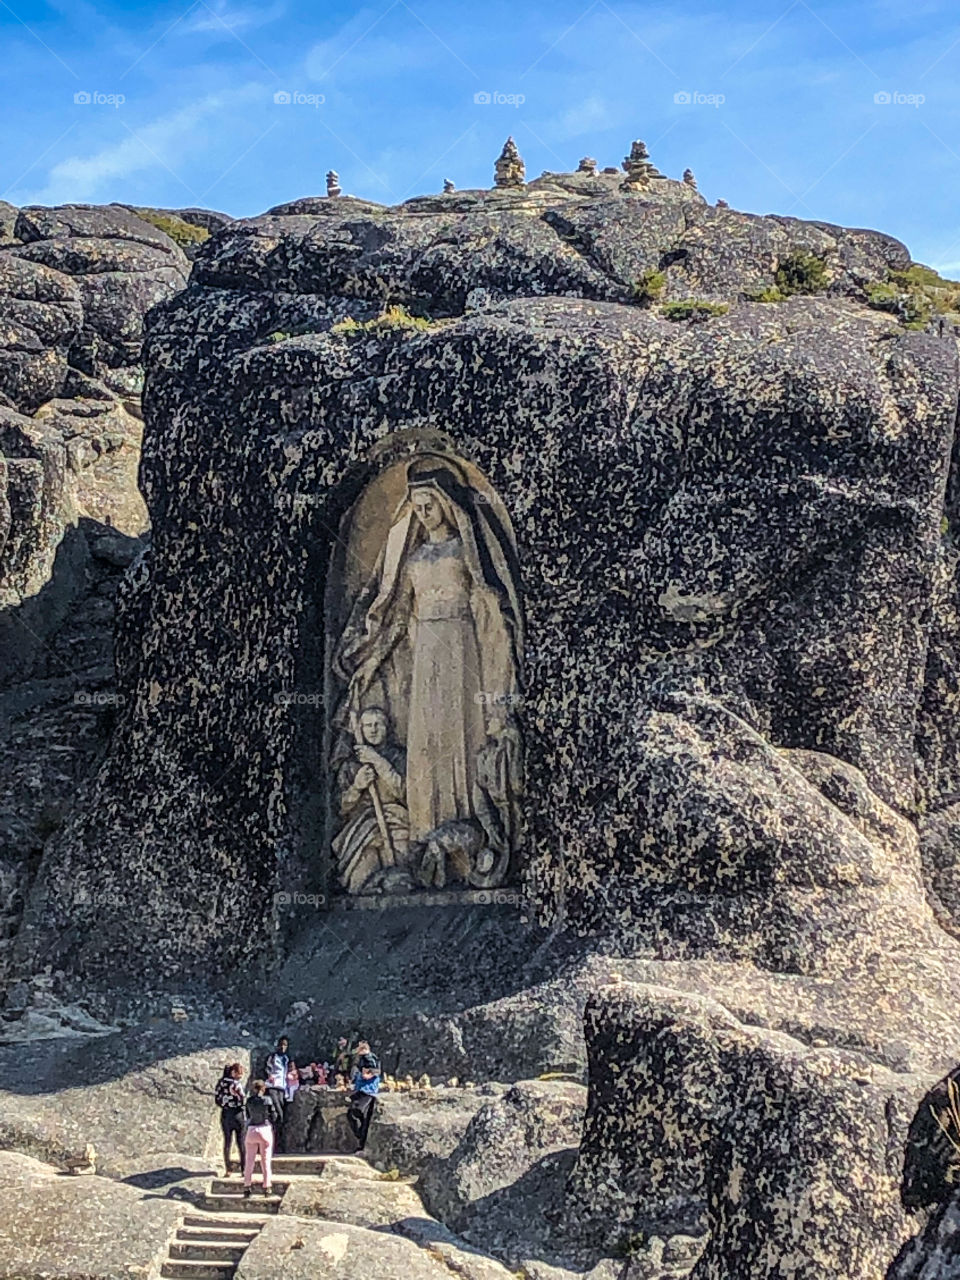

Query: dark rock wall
[0,203,187,970]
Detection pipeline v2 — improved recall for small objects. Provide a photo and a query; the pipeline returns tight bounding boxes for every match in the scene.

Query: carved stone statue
[331,707,409,894]
[494,138,525,188]
[331,455,523,893]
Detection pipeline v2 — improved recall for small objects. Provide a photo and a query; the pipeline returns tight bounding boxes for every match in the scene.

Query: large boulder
[0,1020,249,1175]
[419,1080,587,1265]
[283,1082,495,1167]
[236,1214,517,1280]
[363,1087,503,1177]
[279,1161,425,1227]
[7,173,960,1280]
[567,983,930,1278]
[0,1149,184,1279]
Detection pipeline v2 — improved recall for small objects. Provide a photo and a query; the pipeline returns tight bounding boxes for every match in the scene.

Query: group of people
[215,1033,382,1196]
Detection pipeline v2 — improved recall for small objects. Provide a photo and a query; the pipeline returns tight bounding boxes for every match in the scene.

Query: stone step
[177,1225,260,1245]
[269,1155,326,1174]
[160,1260,237,1280]
[182,1214,269,1231]
[209,1178,289,1196]
[203,1192,282,1214]
[170,1241,247,1263]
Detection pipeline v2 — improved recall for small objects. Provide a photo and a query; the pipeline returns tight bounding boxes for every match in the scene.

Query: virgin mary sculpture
[331,455,522,894]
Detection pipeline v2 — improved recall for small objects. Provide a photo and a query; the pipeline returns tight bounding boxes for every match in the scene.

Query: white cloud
[17,85,263,206]
[304,8,460,84]
[559,96,614,138]
[184,0,285,35]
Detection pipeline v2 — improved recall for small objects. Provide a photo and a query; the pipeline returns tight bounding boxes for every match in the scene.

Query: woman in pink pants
[243,1080,279,1197]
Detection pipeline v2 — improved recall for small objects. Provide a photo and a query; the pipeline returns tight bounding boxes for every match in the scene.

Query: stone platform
[327,889,520,911]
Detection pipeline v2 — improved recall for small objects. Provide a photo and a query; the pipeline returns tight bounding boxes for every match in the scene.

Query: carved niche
[326,446,523,896]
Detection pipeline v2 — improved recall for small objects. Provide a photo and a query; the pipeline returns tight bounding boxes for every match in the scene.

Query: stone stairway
[159,1155,324,1280]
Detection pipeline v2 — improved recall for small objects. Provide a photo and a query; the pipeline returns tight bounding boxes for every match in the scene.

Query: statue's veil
[332,454,522,751]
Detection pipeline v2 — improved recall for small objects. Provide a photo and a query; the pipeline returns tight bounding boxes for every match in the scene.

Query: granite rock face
[19,178,959,980]
[7,173,960,1280]
[0,1020,249,1176]
[568,984,927,1279]
[419,1079,587,1266]
[237,1215,517,1280]
[0,1149,184,1279]
[0,203,184,966]
[890,1193,960,1279]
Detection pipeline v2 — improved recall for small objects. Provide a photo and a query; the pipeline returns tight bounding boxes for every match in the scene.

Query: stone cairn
[578,156,598,175]
[443,178,455,193]
[683,168,697,189]
[621,140,662,191]
[494,137,525,188]
[326,170,342,198]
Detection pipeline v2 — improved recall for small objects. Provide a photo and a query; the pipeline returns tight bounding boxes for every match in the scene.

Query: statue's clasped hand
[355,764,377,789]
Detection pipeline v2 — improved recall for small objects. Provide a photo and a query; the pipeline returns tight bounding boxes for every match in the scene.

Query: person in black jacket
[243,1080,279,1197]
[214,1062,245,1176]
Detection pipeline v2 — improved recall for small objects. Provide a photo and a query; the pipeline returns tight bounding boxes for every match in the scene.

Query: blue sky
[3,0,960,271]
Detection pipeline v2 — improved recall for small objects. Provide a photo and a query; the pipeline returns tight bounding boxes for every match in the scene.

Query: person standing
[214,1062,245,1176]
[333,1036,353,1079]
[264,1036,289,1152]
[243,1080,279,1198]
[346,1040,381,1153]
